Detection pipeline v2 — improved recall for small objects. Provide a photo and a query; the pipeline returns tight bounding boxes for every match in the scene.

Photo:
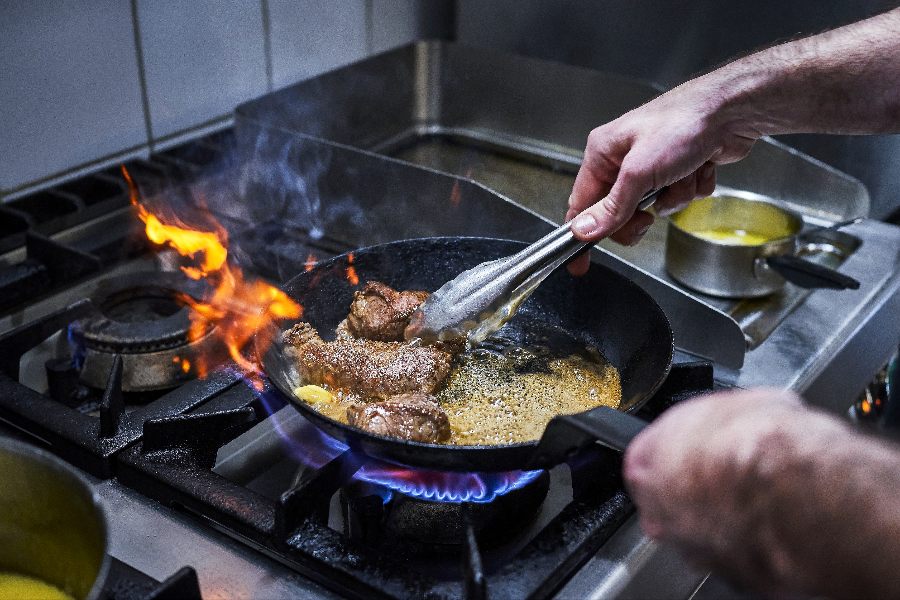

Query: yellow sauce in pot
[0,572,75,600]
[689,228,772,246]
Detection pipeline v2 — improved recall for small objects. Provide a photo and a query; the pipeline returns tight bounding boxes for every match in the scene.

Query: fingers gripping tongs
[404,189,662,345]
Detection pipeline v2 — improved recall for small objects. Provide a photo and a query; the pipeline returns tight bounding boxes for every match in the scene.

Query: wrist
[698,48,802,141]
[752,409,900,597]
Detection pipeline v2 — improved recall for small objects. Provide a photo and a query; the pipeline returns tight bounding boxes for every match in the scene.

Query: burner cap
[342,471,551,548]
[75,271,220,392]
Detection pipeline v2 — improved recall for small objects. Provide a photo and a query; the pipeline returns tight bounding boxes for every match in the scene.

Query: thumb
[570,173,657,241]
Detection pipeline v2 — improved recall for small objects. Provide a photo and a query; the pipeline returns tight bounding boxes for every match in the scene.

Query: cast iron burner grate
[0,127,717,599]
[0,264,714,599]
[0,286,712,599]
[0,130,237,316]
[110,362,713,600]
[0,297,241,478]
[97,559,201,600]
[0,127,352,477]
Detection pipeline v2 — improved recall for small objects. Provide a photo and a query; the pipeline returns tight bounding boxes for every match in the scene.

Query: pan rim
[257,235,673,462]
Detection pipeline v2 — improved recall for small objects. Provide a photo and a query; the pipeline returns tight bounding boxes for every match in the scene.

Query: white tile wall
[267,0,368,92]
[0,2,146,192]
[372,0,420,54]
[0,1,429,197]
[137,0,269,141]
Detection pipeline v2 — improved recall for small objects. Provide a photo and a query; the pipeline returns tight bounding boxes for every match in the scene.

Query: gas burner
[341,471,551,550]
[73,271,220,392]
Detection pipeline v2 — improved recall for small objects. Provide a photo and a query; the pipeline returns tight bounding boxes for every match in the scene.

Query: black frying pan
[257,237,673,473]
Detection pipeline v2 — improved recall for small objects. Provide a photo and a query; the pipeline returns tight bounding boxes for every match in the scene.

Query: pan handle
[525,406,648,471]
[765,255,860,290]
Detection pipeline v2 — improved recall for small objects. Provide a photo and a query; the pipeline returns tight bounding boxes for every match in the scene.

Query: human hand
[565,6,900,275]
[565,76,758,275]
[622,388,803,582]
[622,387,900,598]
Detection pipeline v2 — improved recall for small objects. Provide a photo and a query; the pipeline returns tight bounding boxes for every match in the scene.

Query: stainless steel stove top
[3,41,900,600]
[0,134,713,599]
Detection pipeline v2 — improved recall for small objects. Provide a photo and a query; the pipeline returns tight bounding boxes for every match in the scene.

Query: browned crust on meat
[343,281,429,342]
[285,322,452,400]
[347,392,450,443]
[283,322,324,347]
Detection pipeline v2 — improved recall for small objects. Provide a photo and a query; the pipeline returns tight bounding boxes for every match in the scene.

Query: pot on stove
[665,195,861,298]
[0,437,109,600]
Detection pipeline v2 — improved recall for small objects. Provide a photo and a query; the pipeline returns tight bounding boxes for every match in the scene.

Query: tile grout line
[0,116,234,201]
[130,0,155,153]
[260,0,274,92]
[364,0,374,54]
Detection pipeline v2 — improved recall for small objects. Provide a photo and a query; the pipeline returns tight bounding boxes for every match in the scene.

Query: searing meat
[337,281,429,342]
[347,392,450,443]
[334,281,467,353]
[283,322,451,400]
[284,321,324,346]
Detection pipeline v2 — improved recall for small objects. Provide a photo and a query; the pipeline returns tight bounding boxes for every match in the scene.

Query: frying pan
[257,237,673,473]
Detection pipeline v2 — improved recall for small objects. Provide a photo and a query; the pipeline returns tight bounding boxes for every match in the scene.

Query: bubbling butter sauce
[0,572,75,600]
[435,342,620,446]
[297,322,622,446]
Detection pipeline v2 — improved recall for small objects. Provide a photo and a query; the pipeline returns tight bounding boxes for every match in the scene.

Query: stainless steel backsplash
[456,0,900,220]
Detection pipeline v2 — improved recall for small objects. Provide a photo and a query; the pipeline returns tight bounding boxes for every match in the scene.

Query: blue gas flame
[251,380,544,504]
[67,321,85,370]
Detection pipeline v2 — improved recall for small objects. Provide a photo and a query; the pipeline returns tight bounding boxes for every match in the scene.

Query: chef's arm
[565,7,900,266]
[622,388,900,599]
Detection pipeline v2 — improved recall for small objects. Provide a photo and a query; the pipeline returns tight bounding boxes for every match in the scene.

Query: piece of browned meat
[347,392,450,443]
[337,281,429,342]
[283,321,324,346]
[283,322,451,400]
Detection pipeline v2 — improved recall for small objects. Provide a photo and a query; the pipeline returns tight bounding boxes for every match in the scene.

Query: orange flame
[450,168,473,208]
[124,167,302,388]
[346,253,359,285]
[124,170,227,280]
[450,180,462,208]
[305,253,317,272]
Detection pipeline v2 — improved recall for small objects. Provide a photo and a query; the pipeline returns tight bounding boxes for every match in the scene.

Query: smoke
[137,120,369,283]
[236,128,326,239]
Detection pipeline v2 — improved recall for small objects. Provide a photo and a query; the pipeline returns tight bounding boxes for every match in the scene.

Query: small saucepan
[665,195,861,298]
[0,437,109,600]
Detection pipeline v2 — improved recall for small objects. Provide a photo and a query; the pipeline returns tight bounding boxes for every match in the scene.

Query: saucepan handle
[526,405,648,470]
[765,255,860,290]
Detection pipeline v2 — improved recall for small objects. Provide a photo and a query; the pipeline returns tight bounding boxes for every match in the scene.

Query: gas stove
[3,42,900,600]
[0,128,717,599]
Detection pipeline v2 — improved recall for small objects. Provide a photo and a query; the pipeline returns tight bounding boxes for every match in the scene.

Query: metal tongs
[404,189,663,345]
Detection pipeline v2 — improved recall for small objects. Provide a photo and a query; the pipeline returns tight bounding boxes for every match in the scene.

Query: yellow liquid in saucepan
[0,572,75,600]
[689,228,772,246]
